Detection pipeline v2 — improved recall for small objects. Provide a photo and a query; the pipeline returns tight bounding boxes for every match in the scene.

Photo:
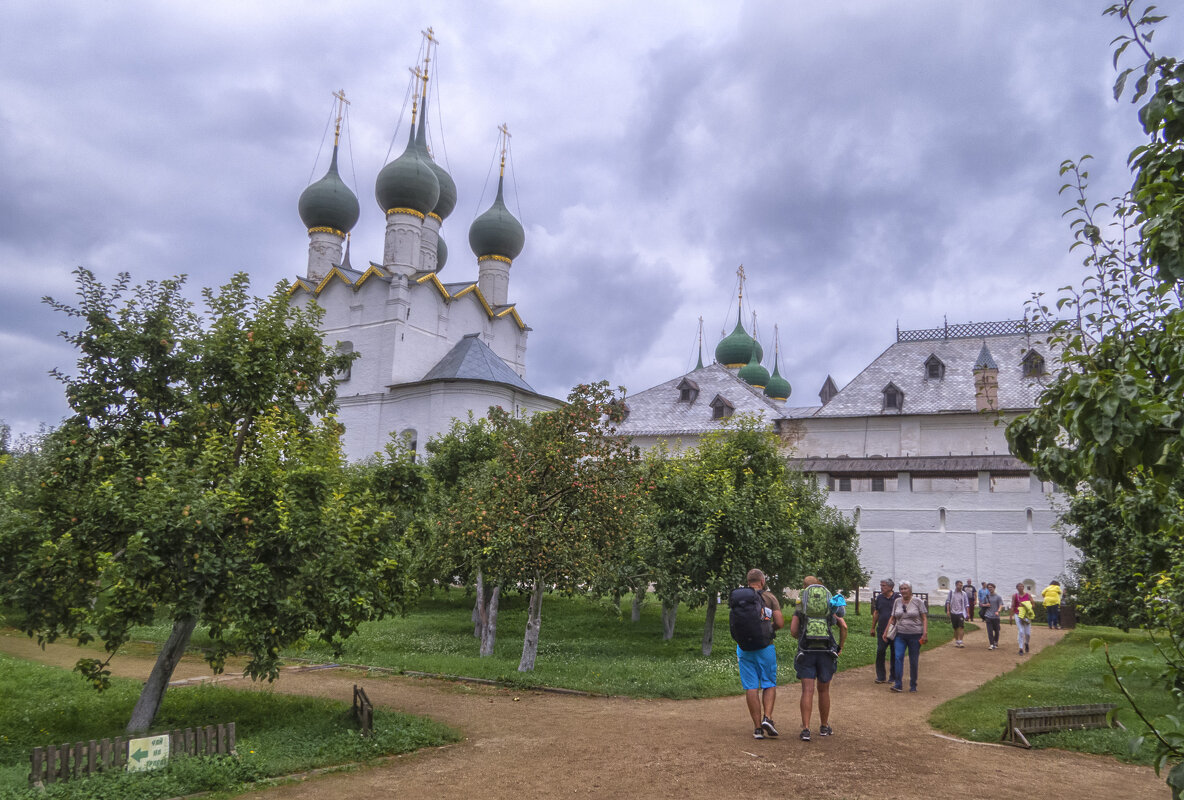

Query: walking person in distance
[886,580,928,693]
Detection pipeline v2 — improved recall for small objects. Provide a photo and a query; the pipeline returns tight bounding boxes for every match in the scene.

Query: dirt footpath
[1,625,1165,800]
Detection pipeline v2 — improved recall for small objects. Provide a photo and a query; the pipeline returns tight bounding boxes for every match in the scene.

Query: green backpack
[799,584,835,650]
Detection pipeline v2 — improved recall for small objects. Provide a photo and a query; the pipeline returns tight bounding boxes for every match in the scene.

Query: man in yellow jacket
[1041,580,1063,630]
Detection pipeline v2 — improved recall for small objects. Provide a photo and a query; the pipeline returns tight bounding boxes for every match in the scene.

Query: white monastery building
[613,307,1078,596]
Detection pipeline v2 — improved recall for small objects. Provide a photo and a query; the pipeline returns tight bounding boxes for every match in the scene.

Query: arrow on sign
[130,747,148,762]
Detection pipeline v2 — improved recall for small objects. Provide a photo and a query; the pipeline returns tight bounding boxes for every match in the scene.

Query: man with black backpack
[729,568,784,740]
[789,576,848,742]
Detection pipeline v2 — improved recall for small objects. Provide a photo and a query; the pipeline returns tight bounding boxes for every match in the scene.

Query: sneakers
[955,641,963,648]
[753,727,765,740]
[799,728,811,741]
[989,644,997,650]
[874,678,887,684]
[889,685,903,692]
[761,716,779,737]
[819,725,833,736]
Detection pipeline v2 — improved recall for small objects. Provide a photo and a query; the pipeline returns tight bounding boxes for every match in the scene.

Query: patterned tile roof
[812,331,1061,417]
[613,363,787,436]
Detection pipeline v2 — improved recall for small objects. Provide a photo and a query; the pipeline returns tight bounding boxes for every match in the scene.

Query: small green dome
[415,100,457,220]
[468,176,525,261]
[715,315,755,367]
[298,146,359,233]
[436,235,448,273]
[764,359,791,401]
[738,349,770,389]
[375,127,440,216]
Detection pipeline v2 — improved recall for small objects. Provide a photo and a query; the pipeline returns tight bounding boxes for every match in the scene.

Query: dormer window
[677,377,700,404]
[924,354,945,380]
[709,394,734,420]
[1021,349,1045,378]
[882,382,904,412]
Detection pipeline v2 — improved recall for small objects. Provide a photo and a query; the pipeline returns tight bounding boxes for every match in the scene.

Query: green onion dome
[738,349,770,389]
[715,314,755,367]
[436,235,448,273]
[375,126,440,216]
[298,145,359,234]
[415,99,456,220]
[468,176,525,261]
[764,359,791,401]
[752,336,764,364]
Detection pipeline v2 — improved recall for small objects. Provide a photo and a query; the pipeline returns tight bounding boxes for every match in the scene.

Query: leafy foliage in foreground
[1005,5,1184,792]
[0,270,414,733]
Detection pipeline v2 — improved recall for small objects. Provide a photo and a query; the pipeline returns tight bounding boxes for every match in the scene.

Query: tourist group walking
[732,568,1066,739]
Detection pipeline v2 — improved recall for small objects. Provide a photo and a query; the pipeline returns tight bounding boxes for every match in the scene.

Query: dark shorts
[794,649,837,683]
[950,613,965,629]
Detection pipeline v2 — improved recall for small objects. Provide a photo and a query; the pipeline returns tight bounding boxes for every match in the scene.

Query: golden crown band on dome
[724,362,747,369]
[307,226,347,237]
[428,212,443,223]
[385,207,426,220]
[477,254,513,264]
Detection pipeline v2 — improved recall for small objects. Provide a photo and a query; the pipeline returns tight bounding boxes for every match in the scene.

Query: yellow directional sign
[126,734,169,772]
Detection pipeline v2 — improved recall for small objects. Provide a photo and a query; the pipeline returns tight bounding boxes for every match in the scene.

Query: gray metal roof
[811,331,1062,417]
[419,333,536,392]
[613,362,787,437]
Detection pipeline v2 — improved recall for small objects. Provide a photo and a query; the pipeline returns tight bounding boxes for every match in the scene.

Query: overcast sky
[2,1,1178,439]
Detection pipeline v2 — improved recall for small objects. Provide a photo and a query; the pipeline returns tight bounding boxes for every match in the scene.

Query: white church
[288,77,560,462]
[287,36,1075,596]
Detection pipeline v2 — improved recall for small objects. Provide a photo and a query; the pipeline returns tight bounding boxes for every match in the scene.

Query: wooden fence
[29,722,236,787]
[353,684,373,737]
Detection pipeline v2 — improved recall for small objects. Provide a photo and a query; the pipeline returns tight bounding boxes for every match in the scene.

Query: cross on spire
[498,123,512,176]
[332,89,349,144]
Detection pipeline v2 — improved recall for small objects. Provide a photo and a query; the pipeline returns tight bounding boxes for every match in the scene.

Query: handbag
[884,620,897,640]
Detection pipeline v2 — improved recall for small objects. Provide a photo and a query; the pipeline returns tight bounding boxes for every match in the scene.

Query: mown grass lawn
[0,653,458,800]
[133,590,954,698]
[929,625,1175,766]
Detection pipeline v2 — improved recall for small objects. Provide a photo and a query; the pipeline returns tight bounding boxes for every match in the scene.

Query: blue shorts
[794,649,837,683]
[737,644,777,690]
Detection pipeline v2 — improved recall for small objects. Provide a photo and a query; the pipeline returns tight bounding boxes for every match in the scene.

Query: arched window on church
[335,341,354,381]
[882,382,904,412]
[399,428,418,462]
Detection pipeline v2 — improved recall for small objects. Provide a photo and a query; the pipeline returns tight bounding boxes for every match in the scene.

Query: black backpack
[729,586,774,651]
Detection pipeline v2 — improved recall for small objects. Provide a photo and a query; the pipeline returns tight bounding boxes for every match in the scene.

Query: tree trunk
[473,568,486,638]
[126,617,197,733]
[480,584,500,657]
[631,584,645,623]
[701,593,718,656]
[661,600,678,640]
[518,574,545,672]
